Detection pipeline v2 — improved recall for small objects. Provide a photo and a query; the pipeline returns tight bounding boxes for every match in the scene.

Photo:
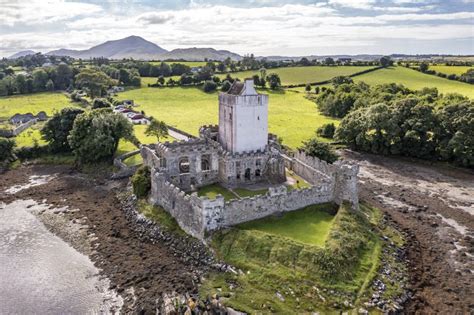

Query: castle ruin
[141,79,359,240]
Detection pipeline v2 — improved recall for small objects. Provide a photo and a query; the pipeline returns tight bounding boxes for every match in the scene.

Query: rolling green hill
[219,66,376,86]
[354,66,474,98]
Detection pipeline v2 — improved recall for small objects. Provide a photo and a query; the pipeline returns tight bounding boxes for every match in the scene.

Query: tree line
[313,78,473,167]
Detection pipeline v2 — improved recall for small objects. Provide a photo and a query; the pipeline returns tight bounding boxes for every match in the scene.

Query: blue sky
[0,0,473,57]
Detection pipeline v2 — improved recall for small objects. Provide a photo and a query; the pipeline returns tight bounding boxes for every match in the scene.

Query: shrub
[316,123,336,139]
[221,80,231,92]
[0,137,15,161]
[132,165,151,198]
[92,98,111,109]
[300,138,338,163]
[203,80,217,93]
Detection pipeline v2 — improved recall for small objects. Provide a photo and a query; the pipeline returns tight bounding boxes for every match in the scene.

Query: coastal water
[0,199,122,314]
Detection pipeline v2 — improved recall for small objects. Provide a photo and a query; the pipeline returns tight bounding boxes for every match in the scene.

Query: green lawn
[0,92,77,120]
[14,124,47,147]
[238,204,335,247]
[119,86,338,148]
[233,187,268,198]
[197,184,237,201]
[219,66,376,86]
[354,66,474,98]
[430,65,472,76]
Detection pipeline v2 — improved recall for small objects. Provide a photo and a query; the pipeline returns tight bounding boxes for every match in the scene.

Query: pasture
[0,92,76,120]
[218,65,376,86]
[14,124,47,147]
[150,61,207,67]
[119,86,338,148]
[354,66,474,98]
[430,65,472,76]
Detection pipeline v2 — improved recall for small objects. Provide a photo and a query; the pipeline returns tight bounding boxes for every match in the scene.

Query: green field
[354,66,474,98]
[14,124,47,147]
[150,61,207,67]
[430,65,473,76]
[239,204,335,247]
[0,92,76,120]
[119,86,337,148]
[219,66,376,86]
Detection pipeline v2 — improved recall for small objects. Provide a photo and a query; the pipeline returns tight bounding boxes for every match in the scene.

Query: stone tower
[218,79,269,153]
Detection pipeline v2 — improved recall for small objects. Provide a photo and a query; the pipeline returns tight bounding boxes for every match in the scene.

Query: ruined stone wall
[149,172,205,239]
[205,183,334,230]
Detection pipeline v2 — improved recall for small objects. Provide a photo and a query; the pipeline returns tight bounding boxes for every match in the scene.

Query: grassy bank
[200,202,382,313]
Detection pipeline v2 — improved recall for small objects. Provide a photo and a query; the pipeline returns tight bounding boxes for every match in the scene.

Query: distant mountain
[161,48,242,61]
[44,36,242,61]
[8,50,36,59]
[47,36,168,60]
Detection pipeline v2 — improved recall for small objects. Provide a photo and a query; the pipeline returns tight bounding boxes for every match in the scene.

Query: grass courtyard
[238,204,336,247]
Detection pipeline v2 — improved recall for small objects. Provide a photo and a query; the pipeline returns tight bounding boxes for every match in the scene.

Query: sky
[0,0,473,57]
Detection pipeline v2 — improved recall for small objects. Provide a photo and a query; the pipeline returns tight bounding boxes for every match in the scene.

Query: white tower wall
[218,80,268,153]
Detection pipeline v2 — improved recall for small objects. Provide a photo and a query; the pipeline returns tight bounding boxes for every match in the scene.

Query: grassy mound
[200,202,382,313]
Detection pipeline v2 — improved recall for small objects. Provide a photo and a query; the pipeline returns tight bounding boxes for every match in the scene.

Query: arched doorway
[245,168,251,181]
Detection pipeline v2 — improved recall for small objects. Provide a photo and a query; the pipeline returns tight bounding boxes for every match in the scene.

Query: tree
[54,63,73,90]
[131,165,151,198]
[324,57,335,66]
[300,138,338,163]
[252,74,260,87]
[145,118,168,142]
[419,62,429,73]
[314,86,320,94]
[332,76,353,87]
[379,56,393,68]
[75,68,116,98]
[92,98,111,109]
[171,63,191,76]
[305,84,311,92]
[0,137,15,162]
[299,57,312,66]
[221,80,231,92]
[32,69,49,91]
[68,109,133,164]
[41,108,84,152]
[203,80,217,93]
[157,75,165,85]
[267,73,281,90]
[159,62,172,77]
[15,74,27,94]
[46,79,54,91]
[317,123,336,138]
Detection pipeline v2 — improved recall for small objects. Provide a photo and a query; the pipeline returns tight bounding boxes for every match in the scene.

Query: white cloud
[0,0,103,27]
[0,1,473,57]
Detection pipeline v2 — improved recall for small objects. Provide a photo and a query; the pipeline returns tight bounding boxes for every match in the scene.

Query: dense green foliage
[0,137,15,161]
[145,118,168,141]
[300,138,339,163]
[333,86,474,166]
[75,68,117,98]
[132,165,151,198]
[41,107,84,152]
[91,98,111,109]
[202,80,217,92]
[68,108,134,163]
[266,73,281,90]
[317,123,336,139]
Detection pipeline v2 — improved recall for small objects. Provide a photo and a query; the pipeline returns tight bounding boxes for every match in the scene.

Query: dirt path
[0,165,203,313]
[342,150,474,314]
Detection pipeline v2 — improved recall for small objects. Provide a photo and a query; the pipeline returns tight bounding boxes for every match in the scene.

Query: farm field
[150,61,207,67]
[119,86,338,148]
[354,66,474,98]
[0,92,76,120]
[219,65,376,86]
[430,65,472,76]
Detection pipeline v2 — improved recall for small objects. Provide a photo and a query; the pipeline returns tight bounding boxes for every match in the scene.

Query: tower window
[257,116,260,120]
[229,113,232,120]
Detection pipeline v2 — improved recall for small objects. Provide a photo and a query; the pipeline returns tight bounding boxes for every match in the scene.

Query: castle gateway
[141,79,359,240]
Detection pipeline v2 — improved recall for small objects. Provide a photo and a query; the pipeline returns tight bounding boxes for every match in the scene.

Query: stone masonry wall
[150,172,205,239]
